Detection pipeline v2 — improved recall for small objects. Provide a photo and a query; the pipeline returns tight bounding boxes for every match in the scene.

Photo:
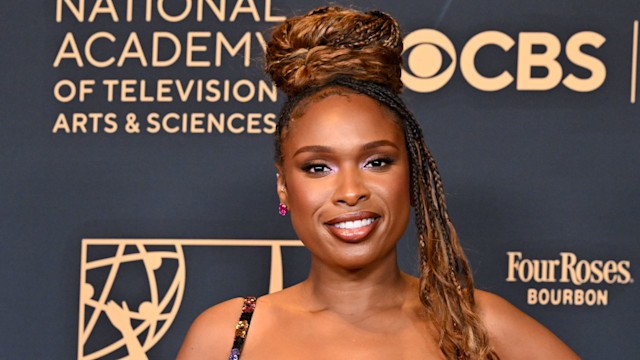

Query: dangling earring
[278,203,288,216]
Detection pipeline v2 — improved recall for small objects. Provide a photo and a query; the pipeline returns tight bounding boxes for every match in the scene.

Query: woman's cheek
[287,176,330,215]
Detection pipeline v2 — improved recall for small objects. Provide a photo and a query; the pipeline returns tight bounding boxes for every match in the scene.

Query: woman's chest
[237,313,445,360]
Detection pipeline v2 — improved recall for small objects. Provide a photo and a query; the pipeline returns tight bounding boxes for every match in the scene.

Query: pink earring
[278,203,288,216]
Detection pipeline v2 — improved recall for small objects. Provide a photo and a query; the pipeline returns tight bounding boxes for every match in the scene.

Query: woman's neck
[299,250,414,318]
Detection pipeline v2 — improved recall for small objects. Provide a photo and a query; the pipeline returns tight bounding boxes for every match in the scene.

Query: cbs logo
[402,29,606,93]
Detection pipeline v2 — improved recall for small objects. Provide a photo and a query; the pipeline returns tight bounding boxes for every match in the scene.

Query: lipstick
[324,211,380,243]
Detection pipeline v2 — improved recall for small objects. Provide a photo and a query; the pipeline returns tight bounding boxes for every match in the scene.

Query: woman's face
[277,92,411,270]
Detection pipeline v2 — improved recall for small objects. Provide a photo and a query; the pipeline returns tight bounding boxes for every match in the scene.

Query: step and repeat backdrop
[1,0,639,358]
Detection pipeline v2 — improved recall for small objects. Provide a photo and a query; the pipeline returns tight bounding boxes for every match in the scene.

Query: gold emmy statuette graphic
[78,239,303,359]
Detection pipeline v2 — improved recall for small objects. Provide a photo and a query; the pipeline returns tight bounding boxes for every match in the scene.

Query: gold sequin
[235,320,249,338]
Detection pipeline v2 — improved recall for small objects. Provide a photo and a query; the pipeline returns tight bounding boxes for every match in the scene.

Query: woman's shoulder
[176,297,247,360]
[176,289,295,360]
[474,290,580,359]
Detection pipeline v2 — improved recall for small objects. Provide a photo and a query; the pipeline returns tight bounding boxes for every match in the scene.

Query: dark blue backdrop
[1,1,638,358]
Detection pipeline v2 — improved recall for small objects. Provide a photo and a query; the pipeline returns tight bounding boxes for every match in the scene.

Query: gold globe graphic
[78,240,186,360]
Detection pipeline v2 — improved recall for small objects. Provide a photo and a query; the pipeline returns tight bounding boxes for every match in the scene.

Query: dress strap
[228,296,257,360]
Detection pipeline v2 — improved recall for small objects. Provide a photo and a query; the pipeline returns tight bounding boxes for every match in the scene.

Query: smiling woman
[177,6,580,360]
[277,93,410,271]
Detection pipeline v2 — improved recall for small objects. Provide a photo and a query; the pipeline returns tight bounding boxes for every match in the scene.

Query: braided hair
[266,6,498,360]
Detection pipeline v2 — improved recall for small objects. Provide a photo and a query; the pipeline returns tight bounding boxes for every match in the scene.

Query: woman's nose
[332,166,371,206]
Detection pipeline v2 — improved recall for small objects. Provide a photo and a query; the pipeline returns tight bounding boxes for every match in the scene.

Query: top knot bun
[265,6,403,97]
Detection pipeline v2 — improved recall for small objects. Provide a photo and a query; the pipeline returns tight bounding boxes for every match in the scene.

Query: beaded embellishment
[228,296,257,360]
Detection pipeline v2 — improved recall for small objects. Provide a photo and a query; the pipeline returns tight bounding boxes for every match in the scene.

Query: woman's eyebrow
[361,140,399,151]
[293,145,332,157]
[293,140,399,157]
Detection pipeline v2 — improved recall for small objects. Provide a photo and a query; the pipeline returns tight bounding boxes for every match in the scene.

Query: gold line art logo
[78,239,303,359]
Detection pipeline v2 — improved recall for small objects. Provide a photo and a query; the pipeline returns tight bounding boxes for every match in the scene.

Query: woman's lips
[324,211,381,243]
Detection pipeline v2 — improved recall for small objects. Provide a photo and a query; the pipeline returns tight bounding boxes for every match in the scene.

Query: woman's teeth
[333,218,376,229]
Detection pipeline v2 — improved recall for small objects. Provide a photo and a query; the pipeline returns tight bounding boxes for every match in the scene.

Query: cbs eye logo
[401,29,607,93]
[402,29,457,93]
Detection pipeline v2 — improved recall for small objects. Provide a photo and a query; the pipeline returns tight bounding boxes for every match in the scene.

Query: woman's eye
[302,164,331,174]
[365,158,393,168]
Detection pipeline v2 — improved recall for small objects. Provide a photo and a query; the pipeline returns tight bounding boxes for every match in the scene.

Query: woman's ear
[275,165,288,206]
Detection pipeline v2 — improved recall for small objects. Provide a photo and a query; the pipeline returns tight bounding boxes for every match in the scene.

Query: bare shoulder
[474,290,580,360]
[176,297,245,360]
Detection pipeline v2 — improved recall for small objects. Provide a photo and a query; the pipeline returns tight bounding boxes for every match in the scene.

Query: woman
[178,7,579,359]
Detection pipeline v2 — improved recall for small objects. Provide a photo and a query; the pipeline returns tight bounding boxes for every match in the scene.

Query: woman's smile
[324,211,381,243]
